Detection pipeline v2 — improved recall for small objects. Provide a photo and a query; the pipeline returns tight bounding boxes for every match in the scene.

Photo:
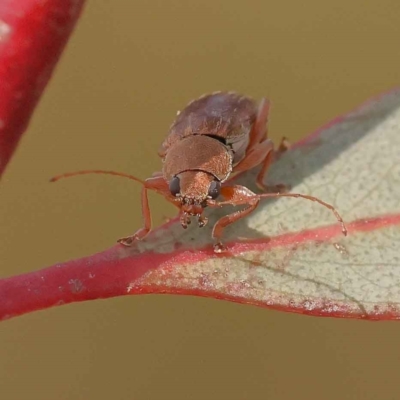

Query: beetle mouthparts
[180,212,191,229]
[180,212,208,229]
[182,197,194,205]
[182,196,203,206]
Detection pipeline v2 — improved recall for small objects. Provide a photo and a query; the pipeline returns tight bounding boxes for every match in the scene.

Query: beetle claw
[213,242,227,253]
[198,215,208,228]
[117,236,135,246]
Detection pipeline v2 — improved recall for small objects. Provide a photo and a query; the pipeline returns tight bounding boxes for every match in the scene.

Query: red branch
[1,214,400,321]
[0,0,85,176]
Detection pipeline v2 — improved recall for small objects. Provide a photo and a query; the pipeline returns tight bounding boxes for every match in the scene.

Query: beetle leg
[247,98,290,155]
[255,144,287,192]
[276,136,291,157]
[242,98,290,190]
[118,176,178,246]
[151,171,163,177]
[208,185,260,253]
[209,185,348,253]
[233,139,273,173]
[235,97,282,190]
[247,98,270,151]
[233,139,286,192]
[118,185,152,245]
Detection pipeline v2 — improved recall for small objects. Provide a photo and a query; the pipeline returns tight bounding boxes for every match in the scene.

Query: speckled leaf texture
[127,88,400,319]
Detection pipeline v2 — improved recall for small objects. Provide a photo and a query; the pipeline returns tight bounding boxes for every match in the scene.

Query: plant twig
[0,0,85,177]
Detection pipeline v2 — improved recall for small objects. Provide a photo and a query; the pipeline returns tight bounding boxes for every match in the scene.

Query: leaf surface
[127,88,400,319]
[1,88,400,321]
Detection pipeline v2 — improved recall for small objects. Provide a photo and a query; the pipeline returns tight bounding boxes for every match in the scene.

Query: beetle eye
[208,180,221,199]
[169,176,181,196]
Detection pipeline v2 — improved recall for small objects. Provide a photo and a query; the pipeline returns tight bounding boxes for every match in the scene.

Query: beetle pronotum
[51,92,347,252]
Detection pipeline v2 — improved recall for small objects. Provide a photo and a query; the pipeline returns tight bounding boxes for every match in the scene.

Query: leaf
[1,88,400,321]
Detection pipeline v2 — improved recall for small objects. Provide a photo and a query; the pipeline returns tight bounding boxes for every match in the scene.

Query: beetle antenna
[258,192,347,236]
[49,170,145,185]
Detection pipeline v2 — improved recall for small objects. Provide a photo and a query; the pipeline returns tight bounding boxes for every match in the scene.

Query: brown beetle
[51,92,347,252]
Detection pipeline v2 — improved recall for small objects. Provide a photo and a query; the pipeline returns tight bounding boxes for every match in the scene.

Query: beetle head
[169,170,221,228]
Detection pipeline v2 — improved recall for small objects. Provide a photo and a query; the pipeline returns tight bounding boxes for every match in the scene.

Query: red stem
[0,0,85,176]
[1,215,400,321]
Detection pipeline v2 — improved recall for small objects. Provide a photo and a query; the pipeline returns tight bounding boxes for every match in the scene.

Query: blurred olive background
[1,1,400,399]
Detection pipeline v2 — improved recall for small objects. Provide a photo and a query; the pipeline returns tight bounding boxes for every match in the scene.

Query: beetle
[51,91,347,252]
